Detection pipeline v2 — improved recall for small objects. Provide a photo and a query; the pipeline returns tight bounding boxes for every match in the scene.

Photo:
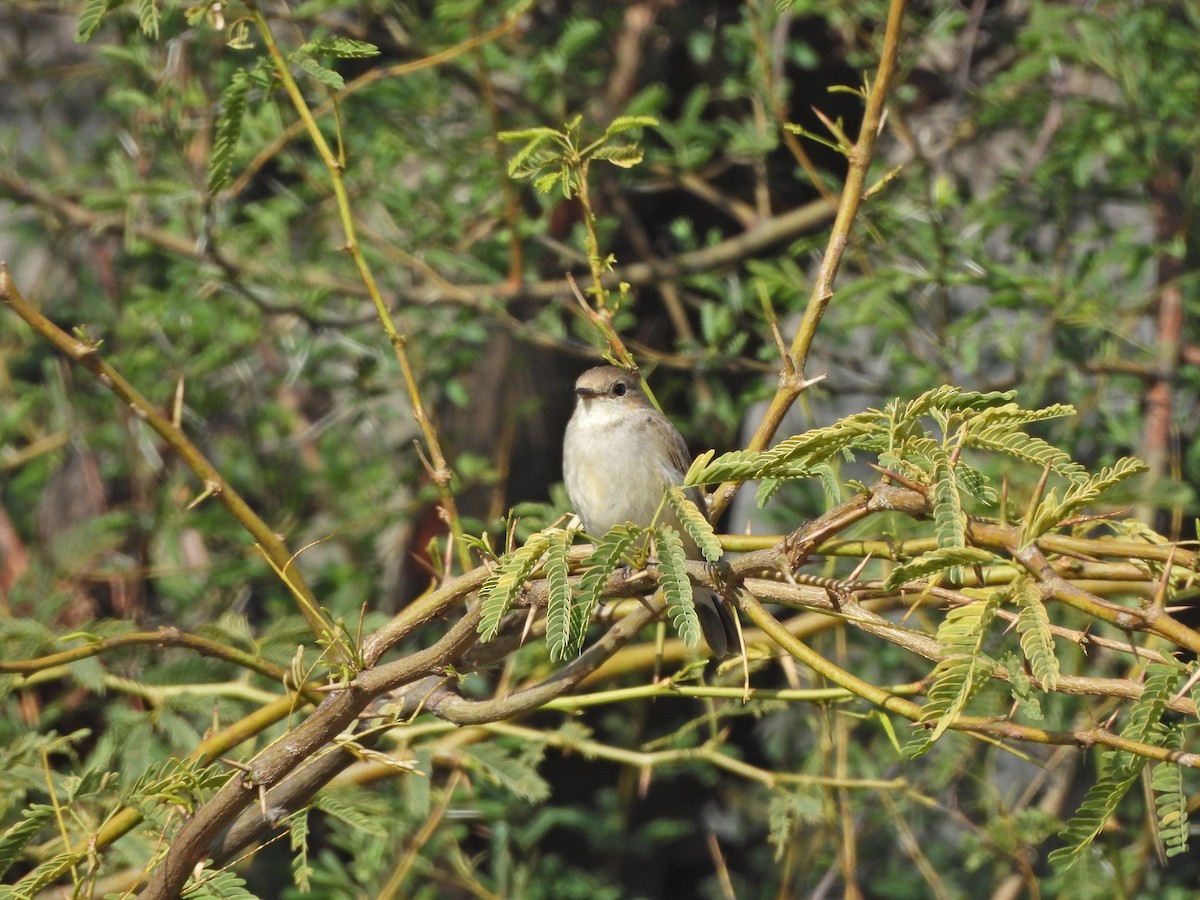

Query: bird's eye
[612,382,627,397]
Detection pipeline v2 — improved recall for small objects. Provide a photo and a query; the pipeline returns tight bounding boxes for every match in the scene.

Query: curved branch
[152,586,657,884]
[136,608,483,899]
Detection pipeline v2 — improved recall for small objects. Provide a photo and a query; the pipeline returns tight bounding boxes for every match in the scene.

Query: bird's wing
[664,420,692,477]
[658,412,709,517]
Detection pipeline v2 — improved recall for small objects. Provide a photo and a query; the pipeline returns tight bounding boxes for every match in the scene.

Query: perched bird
[562,365,737,658]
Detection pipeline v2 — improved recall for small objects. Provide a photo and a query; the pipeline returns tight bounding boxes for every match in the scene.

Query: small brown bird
[563,365,738,658]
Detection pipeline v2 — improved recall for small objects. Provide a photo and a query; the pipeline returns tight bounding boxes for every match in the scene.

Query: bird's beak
[575,387,598,398]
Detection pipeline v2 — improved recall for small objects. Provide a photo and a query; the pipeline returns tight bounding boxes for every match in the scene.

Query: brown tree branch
[47,472,1197,896]
[136,607,483,899]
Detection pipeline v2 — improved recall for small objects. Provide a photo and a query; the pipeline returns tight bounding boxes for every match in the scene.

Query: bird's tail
[695,591,738,660]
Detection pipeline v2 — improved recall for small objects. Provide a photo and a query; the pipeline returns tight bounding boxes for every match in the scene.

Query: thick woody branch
[137,609,483,900]
[125,476,1200,894]
[174,590,659,877]
[137,555,676,894]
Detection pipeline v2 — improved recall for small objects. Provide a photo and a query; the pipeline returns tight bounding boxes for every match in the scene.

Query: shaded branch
[137,607,483,899]
[738,592,1200,768]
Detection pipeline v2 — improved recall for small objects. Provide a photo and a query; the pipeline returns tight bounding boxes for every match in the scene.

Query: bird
[562,365,738,658]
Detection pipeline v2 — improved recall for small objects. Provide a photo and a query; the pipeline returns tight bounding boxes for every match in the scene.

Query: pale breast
[564,405,686,538]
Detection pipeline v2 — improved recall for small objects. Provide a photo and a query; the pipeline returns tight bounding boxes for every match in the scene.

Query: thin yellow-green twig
[249,4,472,574]
[0,265,350,664]
[710,0,907,521]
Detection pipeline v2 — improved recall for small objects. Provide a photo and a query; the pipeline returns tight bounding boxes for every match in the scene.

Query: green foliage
[1000,651,1043,721]
[665,486,722,563]
[4,850,88,898]
[755,462,841,508]
[297,37,381,59]
[285,37,380,90]
[655,524,701,647]
[181,869,257,899]
[1150,728,1189,858]
[313,791,390,837]
[0,807,53,881]
[208,70,252,194]
[125,759,233,814]
[3,0,1200,896]
[1049,663,1183,869]
[75,0,115,42]
[963,418,1086,481]
[686,388,1106,538]
[884,547,998,591]
[906,592,1002,755]
[136,0,159,38]
[767,789,822,861]
[500,114,658,197]
[894,386,1018,420]
[542,529,575,661]
[295,57,345,91]
[686,411,876,485]
[478,531,552,641]
[1024,457,1149,544]
[461,741,550,803]
[286,808,312,893]
[565,524,642,658]
[930,446,967,556]
[1013,577,1060,691]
